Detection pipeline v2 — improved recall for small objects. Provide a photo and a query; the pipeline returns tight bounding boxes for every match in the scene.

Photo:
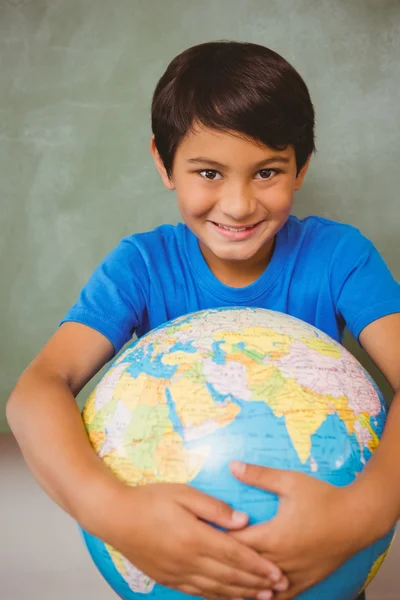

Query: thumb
[230,461,291,496]
[180,485,249,530]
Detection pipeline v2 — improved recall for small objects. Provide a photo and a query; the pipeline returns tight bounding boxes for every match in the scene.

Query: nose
[218,183,257,221]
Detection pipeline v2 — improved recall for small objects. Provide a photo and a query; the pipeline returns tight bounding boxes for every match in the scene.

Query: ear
[150,136,175,190]
[294,154,312,191]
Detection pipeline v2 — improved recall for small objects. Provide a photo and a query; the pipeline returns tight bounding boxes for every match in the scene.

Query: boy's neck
[199,237,276,289]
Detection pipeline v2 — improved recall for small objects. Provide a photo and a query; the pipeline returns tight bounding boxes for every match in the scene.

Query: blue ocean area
[164,388,184,439]
[210,340,226,364]
[168,380,366,515]
[124,344,177,379]
[169,340,197,353]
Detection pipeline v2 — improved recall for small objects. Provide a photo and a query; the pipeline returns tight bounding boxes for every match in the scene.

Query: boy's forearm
[6,367,123,532]
[353,388,400,539]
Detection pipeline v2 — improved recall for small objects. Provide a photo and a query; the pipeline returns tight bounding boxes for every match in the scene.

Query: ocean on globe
[79,307,395,600]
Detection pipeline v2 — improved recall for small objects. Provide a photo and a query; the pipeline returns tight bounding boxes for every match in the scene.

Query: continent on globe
[79,307,396,600]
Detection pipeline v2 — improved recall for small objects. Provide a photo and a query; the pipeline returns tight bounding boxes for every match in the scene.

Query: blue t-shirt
[60,215,400,355]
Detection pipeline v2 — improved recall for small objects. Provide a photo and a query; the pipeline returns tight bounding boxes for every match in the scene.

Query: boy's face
[151,123,309,282]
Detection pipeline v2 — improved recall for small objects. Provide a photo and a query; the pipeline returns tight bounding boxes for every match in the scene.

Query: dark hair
[151,40,316,178]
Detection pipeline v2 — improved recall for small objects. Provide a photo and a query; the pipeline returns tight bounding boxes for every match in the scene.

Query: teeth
[217,224,252,232]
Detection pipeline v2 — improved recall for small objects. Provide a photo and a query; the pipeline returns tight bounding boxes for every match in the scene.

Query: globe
[80,307,395,600]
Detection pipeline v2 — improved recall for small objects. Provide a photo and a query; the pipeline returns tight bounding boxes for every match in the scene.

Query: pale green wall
[1,0,399,431]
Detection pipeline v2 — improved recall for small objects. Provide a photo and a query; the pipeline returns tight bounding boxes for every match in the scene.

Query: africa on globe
[79,307,395,600]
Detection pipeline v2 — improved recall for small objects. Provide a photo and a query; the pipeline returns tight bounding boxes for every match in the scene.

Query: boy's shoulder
[282,215,375,275]
[285,214,370,253]
[122,222,186,246]
[114,222,187,261]
[286,214,362,237]
[105,223,190,279]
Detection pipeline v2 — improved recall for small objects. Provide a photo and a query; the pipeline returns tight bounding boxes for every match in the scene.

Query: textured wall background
[1,0,399,428]
[1,1,400,599]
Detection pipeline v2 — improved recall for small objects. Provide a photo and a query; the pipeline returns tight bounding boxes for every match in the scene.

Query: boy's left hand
[229,461,371,599]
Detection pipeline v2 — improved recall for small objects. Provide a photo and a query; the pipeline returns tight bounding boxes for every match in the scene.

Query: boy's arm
[353,311,400,536]
[6,322,121,523]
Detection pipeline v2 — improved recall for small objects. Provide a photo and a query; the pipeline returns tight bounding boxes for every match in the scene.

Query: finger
[197,554,278,591]
[175,582,205,597]
[189,573,273,600]
[272,575,290,592]
[275,585,301,600]
[272,578,305,599]
[179,485,249,530]
[200,524,282,582]
[230,461,291,495]
[230,520,275,549]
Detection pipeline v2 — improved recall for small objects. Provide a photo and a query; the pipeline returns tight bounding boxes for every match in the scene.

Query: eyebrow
[187,156,291,169]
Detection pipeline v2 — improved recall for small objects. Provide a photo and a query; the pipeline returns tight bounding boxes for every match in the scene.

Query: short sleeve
[330,229,400,341]
[59,237,147,354]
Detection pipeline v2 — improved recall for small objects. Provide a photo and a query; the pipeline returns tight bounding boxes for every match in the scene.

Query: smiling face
[151,123,310,285]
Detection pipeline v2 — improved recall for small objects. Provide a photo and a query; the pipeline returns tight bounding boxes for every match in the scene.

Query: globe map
[80,307,395,600]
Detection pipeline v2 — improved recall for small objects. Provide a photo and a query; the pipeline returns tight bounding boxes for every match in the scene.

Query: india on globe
[79,307,395,600]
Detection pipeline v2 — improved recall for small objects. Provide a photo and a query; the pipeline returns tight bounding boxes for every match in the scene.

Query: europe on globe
[79,307,395,600]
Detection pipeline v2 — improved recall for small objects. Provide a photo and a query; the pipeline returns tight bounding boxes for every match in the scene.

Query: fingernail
[257,591,273,600]
[231,460,246,475]
[231,510,248,524]
[274,579,289,592]
[269,570,282,582]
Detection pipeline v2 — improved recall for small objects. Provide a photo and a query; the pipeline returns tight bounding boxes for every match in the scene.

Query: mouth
[211,221,261,232]
[208,220,264,240]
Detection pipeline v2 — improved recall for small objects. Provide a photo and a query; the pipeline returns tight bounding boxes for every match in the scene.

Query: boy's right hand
[98,481,285,599]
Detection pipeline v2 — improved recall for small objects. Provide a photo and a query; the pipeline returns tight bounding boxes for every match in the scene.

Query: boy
[7,41,400,600]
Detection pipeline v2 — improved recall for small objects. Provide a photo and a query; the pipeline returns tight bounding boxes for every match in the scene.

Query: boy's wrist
[73,464,128,537]
[347,475,398,546]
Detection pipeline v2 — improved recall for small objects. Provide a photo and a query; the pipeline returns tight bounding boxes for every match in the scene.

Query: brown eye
[199,170,221,180]
[258,169,275,179]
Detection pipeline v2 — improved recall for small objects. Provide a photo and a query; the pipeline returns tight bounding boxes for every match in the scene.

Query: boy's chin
[203,241,265,262]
